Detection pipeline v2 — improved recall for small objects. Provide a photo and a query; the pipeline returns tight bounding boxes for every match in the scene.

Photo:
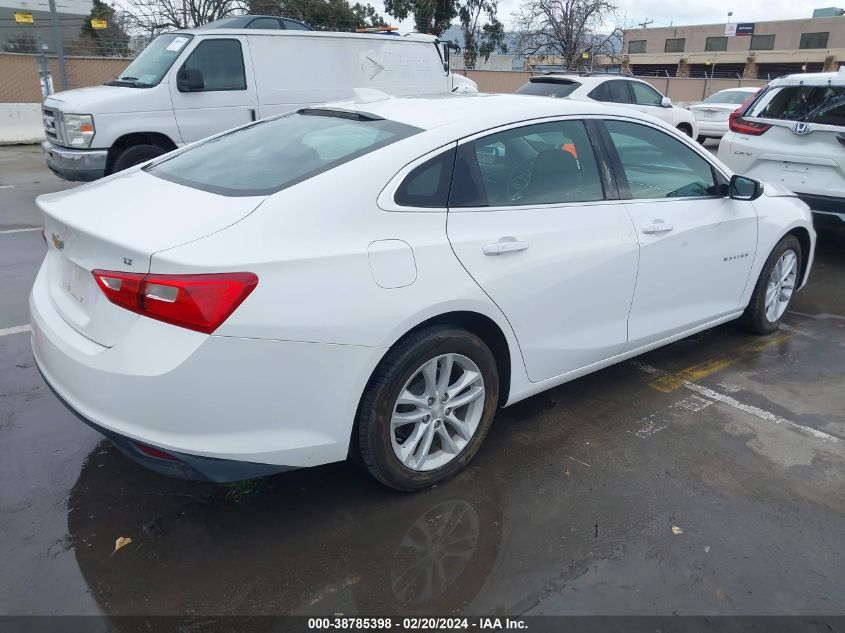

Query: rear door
[446,118,640,383]
[169,36,258,143]
[599,118,758,349]
[725,83,845,200]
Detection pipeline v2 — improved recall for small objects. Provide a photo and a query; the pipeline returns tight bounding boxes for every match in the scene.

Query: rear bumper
[29,260,385,480]
[42,140,107,182]
[694,121,728,138]
[792,193,845,227]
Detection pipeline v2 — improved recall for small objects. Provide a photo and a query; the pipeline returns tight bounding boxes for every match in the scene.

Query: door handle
[641,220,674,234]
[482,238,529,255]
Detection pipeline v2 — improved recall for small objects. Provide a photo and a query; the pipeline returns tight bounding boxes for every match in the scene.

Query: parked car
[32,93,814,491]
[516,73,698,139]
[41,28,474,182]
[689,87,759,143]
[718,70,845,228]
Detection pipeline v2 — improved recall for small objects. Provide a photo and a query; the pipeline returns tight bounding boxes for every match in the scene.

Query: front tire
[740,235,802,335]
[357,326,499,491]
[111,144,166,174]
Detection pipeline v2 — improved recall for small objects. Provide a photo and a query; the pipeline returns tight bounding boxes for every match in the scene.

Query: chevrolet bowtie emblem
[51,233,64,250]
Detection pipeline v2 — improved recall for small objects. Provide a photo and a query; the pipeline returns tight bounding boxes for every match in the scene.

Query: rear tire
[111,144,166,174]
[356,326,499,492]
[677,124,694,138]
[740,235,802,335]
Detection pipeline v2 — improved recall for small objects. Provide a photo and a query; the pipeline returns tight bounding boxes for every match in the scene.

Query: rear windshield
[702,90,756,105]
[147,111,421,196]
[746,85,845,126]
[516,79,581,98]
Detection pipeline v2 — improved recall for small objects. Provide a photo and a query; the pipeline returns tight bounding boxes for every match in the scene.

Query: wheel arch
[105,132,178,174]
[785,226,812,286]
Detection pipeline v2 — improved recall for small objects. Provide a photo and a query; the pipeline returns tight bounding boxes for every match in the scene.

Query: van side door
[168,36,258,144]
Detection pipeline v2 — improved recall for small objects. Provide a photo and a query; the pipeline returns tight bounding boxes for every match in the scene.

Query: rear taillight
[729,111,771,136]
[92,270,258,334]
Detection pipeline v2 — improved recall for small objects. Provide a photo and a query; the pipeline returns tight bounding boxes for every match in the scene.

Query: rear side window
[748,85,845,125]
[589,80,632,104]
[516,79,581,98]
[395,149,456,207]
[247,17,281,29]
[148,111,421,196]
[182,39,246,91]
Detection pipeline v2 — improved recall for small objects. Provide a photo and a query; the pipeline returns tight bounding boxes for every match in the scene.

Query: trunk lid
[38,169,265,347]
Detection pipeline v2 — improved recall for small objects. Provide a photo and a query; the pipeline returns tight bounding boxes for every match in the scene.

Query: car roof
[770,69,845,87]
[175,27,438,43]
[312,92,647,132]
[527,74,648,88]
[198,15,312,29]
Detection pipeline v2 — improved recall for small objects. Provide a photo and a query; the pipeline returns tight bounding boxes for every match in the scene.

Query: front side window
[604,120,720,199]
[148,110,421,196]
[664,38,685,53]
[110,33,193,87]
[628,40,646,54]
[630,81,663,106]
[181,39,246,91]
[800,32,829,49]
[748,85,845,123]
[750,34,775,50]
[705,36,727,51]
[449,120,604,208]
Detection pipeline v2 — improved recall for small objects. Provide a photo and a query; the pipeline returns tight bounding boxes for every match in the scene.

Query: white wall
[0,103,44,144]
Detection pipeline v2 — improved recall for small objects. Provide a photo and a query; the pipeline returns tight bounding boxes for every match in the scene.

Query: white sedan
[31,93,815,491]
[689,87,759,142]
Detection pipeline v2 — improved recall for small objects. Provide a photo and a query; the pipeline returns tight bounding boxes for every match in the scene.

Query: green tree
[382,0,456,35]
[80,0,132,56]
[247,0,385,31]
[458,0,505,68]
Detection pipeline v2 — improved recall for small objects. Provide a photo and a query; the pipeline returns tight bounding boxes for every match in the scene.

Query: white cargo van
[41,28,477,181]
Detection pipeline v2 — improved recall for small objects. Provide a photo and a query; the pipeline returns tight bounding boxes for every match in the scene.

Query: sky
[376,0,836,33]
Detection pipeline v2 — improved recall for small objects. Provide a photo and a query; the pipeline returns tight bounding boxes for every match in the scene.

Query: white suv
[718,70,845,227]
[516,74,698,139]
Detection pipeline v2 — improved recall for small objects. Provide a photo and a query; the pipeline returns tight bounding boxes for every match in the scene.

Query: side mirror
[177,67,204,92]
[442,43,450,72]
[661,96,673,108]
[729,174,763,200]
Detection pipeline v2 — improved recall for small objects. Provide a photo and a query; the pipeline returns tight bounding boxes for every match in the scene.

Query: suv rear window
[747,85,845,125]
[516,78,581,98]
[147,110,421,196]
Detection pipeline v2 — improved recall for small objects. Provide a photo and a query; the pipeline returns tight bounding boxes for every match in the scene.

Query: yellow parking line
[648,331,792,393]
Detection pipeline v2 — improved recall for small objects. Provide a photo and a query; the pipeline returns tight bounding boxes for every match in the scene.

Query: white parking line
[633,362,841,444]
[0,325,31,337]
[0,227,40,235]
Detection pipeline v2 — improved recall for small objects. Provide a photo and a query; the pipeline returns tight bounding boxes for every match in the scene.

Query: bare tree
[123,0,246,36]
[512,0,621,71]
[458,0,506,69]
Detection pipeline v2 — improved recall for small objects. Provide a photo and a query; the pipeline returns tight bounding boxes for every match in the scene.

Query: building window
[705,36,727,51]
[628,40,646,54]
[664,38,685,53]
[750,34,775,50]
[800,32,829,49]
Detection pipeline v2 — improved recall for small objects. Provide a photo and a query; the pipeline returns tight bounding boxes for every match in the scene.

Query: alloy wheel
[765,249,797,322]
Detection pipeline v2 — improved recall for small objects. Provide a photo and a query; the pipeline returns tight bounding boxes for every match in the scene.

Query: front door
[169,37,258,144]
[446,118,640,383]
[600,118,758,349]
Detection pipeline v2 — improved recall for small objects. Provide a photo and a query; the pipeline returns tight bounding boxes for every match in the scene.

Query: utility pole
[47,0,68,91]
[637,18,653,29]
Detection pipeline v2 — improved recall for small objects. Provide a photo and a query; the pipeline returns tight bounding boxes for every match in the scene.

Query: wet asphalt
[1,145,844,618]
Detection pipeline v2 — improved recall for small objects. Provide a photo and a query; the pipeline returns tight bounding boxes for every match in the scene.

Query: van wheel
[357,326,499,491]
[740,235,802,335]
[111,144,166,173]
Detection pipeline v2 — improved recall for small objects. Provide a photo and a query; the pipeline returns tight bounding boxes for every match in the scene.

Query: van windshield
[147,110,422,196]
[108,33,193,87]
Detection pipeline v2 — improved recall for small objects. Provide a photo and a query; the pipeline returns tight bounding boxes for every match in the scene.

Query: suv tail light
[729,111,771,136]
[92,270,258,334]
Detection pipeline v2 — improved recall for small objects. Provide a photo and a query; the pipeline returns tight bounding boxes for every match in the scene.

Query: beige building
[623,12,845,79]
